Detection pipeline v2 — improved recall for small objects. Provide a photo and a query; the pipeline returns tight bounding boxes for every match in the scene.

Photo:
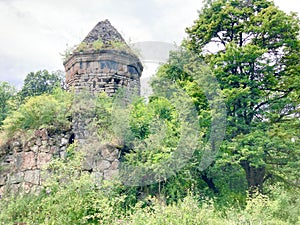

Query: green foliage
[77,41,88,52]
[128,194,298,225]
[0,1,299,224]
[0,144,134,225]
[60,44,76,60]
[184,0,300,190]
[0,145,298,224]
[129,97,179,140]
[110,41,127,50]
[19,69,64,100]
[127,196,220,225]
[92,39,104,50]
[2,88,72,135]
[95,92,114,141]
[122,97,182,182]
[0,81,16,126]
[223,191,299,225]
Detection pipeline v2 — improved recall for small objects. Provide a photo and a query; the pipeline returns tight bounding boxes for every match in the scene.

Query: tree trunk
[240,160,266,193]
[201,172,219,194]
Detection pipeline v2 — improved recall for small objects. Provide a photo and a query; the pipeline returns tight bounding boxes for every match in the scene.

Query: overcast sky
[0,0,299,88]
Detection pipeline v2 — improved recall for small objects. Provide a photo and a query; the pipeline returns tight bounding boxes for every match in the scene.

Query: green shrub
[127,196,220,225]
[0,144,133,225]
[126,193,298,225]
[2,89,72,135]
[77,42,88,52]
[110,41,127,50]
[0,147,298,225]
[92,39,104,50]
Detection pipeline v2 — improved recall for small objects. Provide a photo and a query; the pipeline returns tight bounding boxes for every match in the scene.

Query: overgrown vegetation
[0,145,299,225]
[2,88,72,137]
[61,38,133,61]
[0,0,299,224]
[19,70,65,100]
[184,0,300,192]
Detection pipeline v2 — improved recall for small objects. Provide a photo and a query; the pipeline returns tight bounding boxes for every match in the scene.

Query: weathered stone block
[39,145,50,153]
[59,151,67,159]
[0,186,5,196]
[15,153,23,170]
[12,141,21,148]
[35,138,42,146]
[107,149,119,162]
[30,145,39,153]
[40,129,48,141]
[21,152,36,170]
[101,144,116,157]
[22,182,34,193]
[13,147,22,152]
[61,138,68,146]
[9,172,24,184]
[48,138,55,146]
[0,174,7,186]
[96,160,111,171]
[103,169,119,180]
[50,146,58,154]
[24,170,40,185]
[42,140,48,146]
[82,155,94,171]
[37,153,51,169]
[10,183,21,193]
[111,160,119,170]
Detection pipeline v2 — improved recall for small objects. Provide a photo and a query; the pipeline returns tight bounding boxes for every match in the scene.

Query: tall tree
[19,70,64,100]
[184,0,300,190]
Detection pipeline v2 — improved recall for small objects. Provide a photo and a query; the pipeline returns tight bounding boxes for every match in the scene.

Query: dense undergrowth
[0,0,300,222]
[0,144,299,225]
[0,89,299,224]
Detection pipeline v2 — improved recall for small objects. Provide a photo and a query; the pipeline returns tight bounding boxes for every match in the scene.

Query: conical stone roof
[82,19,125,45]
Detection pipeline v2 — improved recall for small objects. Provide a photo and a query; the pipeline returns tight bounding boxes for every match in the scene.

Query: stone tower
[63,20,143,96]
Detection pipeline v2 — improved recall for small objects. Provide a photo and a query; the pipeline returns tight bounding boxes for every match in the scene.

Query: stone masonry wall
[0,128,120,196]
[0,20,140,196]
[64,50,142,96]
[0,129,72,195]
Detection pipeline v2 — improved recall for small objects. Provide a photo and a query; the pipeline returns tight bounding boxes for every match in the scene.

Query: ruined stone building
[64,19,143,96]
[0,20,143,195]
[65,20,144,140]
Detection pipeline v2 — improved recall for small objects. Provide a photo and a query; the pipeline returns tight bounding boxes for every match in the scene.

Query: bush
[127,196,220,225]
[92,39,104,50]
[2,89,72,136]
[0,144,134,225]
[0,145,298,224]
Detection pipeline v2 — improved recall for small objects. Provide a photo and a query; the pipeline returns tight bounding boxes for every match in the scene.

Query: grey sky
[0,0,299,88]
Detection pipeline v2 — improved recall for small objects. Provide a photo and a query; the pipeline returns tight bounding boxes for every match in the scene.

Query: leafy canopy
[19,69,64,100]
[185,0,300,189]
